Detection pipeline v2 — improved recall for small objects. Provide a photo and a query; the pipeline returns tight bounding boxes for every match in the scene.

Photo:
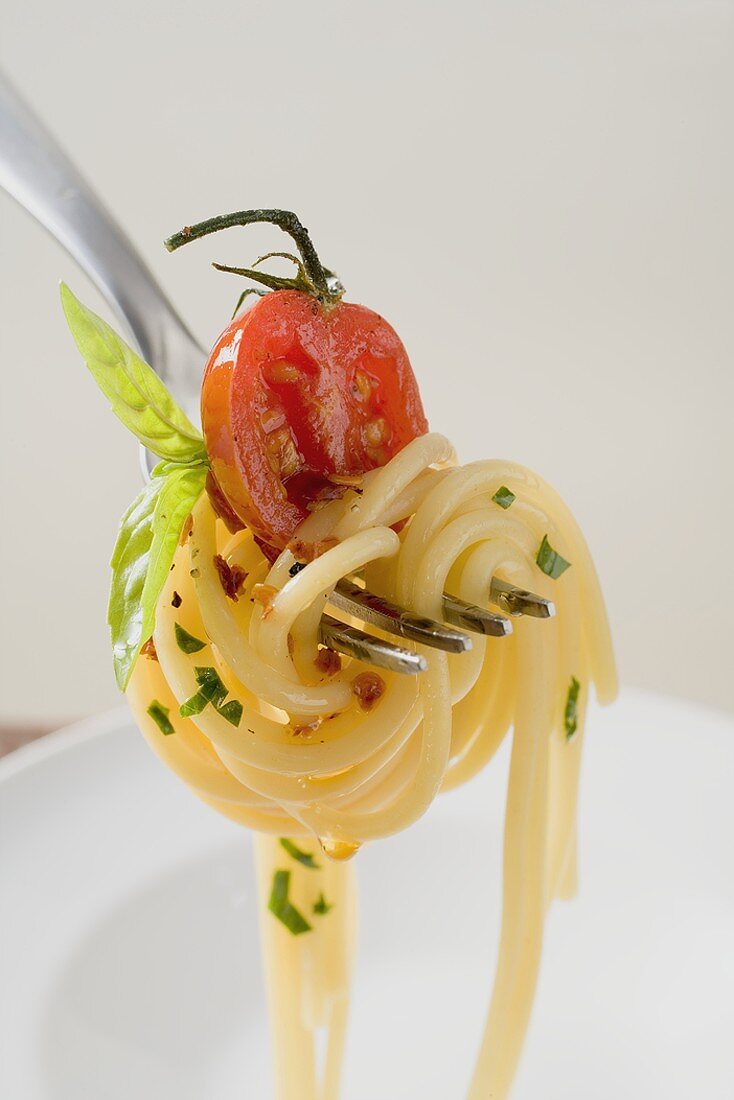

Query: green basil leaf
[179,691,209,718]
[492,486,516,509]
[194,666,229,707]
[60,284,206,464]
[217,699,244,727]
[108,479,160,691]
[147,700,175,736]
[279,838,320,869]
[268,870,312,935]
[109,463,207,690]
[564,677,581,740]
[313,892,333,915]
[179,667,242,724]
[536,534,571,580]
[174,623,207,654]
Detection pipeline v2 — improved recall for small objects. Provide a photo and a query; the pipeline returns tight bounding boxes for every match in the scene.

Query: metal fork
[0,72,554,677]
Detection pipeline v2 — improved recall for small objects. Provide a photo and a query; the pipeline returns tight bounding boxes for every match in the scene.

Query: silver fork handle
[0,71,205,410]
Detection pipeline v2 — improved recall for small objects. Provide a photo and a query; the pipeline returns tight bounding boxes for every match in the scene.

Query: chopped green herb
[179,666,243,724]
[174,622,206,654]
[179,691,209,717]
[268,870,312,935]
[194,666,228,707]
[279,838,320,869]
[536,535,571,580]
[492,486,516,509]
[147,700,175,736]
[217,699,243,727]
[313,892,334,915]
[564,677,581,740]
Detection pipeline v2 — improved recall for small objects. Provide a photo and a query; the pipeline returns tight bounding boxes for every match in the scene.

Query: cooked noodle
[127,432,616,1099]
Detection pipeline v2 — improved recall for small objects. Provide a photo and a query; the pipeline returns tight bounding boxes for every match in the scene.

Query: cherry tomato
[201,289,428,549]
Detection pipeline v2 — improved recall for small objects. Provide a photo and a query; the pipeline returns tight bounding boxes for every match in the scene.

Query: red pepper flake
[352,671,385,712]
[213,554,248,601]
[171,591,182,608]
[315,647,342,677]
[252,583,279,619]
[291,718,322,738]
[287,537,340,563]
[140,637,158,661]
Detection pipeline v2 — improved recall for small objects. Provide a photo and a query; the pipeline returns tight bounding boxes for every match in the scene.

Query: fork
[0,71,554,677]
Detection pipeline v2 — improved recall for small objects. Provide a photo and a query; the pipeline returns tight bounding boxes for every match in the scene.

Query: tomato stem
[164,209,340,303]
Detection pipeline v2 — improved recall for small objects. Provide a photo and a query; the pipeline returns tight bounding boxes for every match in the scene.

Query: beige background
[1,0,732,725]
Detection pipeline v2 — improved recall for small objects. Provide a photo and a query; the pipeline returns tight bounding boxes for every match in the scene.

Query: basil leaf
[536,534,571,580]
[564,677,581,740]
[279,838,320,869]
[313,893,333,915]
[147,700,175,735]
[179,667,243,724]
[174,623,206,654]
[60,284,206,464]
[108,479,160,690]
[492,486,515,509]
[179,691,209,717]
[194,666,228,707]
[109,464,207,690]
[268,870,312,935]
[217,700,244,727]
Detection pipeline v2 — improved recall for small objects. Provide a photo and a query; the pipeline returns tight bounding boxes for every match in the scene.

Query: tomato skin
[201,290,428,549]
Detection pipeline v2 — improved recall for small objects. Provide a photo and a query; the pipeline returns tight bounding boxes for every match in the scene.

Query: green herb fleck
[179,666,243,725]
[564,677,581,740]
[174,623,207,654]
[179,691,209,717]
[279,838,320,869]
[147,700,175,736]
[268,870,312,935]
[217,700,243,727]
[492,486,516,509]
[194,666,228,707]
[313,893,334,915]
[536,535,571,580]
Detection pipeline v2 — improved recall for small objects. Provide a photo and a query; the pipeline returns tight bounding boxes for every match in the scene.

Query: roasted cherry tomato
[166,209,428,550]
[201,289,427,548]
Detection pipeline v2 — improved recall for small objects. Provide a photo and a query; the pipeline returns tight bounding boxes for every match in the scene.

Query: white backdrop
[1,0,732,723]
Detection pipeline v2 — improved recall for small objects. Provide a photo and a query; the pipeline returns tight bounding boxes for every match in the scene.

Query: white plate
[1,689,733,1099]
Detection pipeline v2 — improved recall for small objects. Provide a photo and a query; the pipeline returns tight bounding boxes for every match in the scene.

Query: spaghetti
[127,431,617,1099]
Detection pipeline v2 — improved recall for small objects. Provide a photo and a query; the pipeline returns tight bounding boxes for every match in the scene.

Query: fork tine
[489,578,556,619]
[319,615,427,675]
[441,593,513,637]
[331,579,472,654]
[323,574,552,675]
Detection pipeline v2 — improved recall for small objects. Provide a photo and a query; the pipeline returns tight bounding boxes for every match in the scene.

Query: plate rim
[0,705,129,785]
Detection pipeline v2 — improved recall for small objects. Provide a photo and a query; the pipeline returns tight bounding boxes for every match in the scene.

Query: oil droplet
[318,836,361,861]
